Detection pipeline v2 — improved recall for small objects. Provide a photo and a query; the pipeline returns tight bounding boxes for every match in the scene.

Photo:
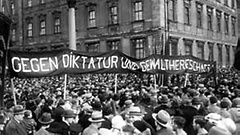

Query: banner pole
[154,74,157,89]
[63,74,67,100]
[184,73,189,87]
[114,74,118,94]
[11,78,17,105]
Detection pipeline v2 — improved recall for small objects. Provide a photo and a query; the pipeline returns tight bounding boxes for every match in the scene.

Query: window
[107,40,119,51]
[52,11,61,34]
[218,44,222,66]
[132,38,145,58]
[224,14,229,34]
[27,22,33,37]
[197,41,204,59]
[88,10,96,28]
[39,15,46,35]
[207,7,213,30]
[232,0,235,8]
[216,10,222,32]
[168,0,177,21]
[86,42,99,52]
[170,37,178,55]
[133,1,143,21]
[27,0,32,7]
[196,3,203,28]
[184,39,192,55]
[232,17,236,36]
[54,18,61,34]
[12,29,16,41]
[224,0,228,6]
[184,0,191,25]
[208,42,214,61]
[225,46,230,66]
[109,5,118,25]
[11,3,15,15]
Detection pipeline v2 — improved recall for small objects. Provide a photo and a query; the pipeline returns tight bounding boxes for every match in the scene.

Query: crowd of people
[0,67,239,135]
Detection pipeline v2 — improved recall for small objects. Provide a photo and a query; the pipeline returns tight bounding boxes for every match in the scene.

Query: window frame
[132,38,145,59]
[207,7,213,30]
[133,0,143,21]
[196,2,203,28]
[168,0,177,22]
[224,14,229,35]
[216,10,222,32]
[107,40,120,51]
[86,42,100,52]
[27,22,33,38]
[109,5,118,25]
[184,0,191,25]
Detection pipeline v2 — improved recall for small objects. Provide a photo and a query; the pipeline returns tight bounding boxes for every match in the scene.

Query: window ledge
[87,27,97,30]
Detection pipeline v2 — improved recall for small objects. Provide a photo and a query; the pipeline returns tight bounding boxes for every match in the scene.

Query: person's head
[62,110,78,124]
[126,106,143,123]
[38,112,54,127]
[193,116,206,130]
[13,105,25,121]
[88,111,105,128]
[209,96,218,104]
[23,110,32,119]
[172,116,186,130]
[152,110,171,129]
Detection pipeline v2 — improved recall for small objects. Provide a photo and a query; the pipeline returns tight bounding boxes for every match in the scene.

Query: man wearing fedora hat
[152,110,174,135]
[82,111,105,135]
[5,105,28,135]
[35,112,54,135]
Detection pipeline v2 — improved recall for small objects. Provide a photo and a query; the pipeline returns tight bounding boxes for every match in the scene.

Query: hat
[82,103,93,112]
[159,95,169,103]
[192,97,201,105]
[124,99,133,106]
[111,115,126,129]
[198,84,205,88]
[152,110,171,127]
[133,120,147,132]
[88,111,104,123]
[62,110,77,118]
[222,118,236,133]
[128,106,142,116]
[205,113,222,125]
[38,113,54,125]
[13,105,25,114]
[232,98,240,107]
[208,126,230,135]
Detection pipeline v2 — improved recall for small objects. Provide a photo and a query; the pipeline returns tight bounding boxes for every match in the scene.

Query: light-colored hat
[152,110,171,127]
[111,115,126,129]
[222,118,236,133]
[205,113,222,125]
[88,111,104,123]
[128,106,142,116]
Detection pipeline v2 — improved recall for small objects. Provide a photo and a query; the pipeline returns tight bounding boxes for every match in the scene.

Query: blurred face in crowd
[14,112,24,121]
[127,115,142,123]
[192,119,200,130]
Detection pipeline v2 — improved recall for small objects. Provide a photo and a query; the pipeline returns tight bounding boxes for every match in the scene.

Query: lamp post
[66,0,77,50]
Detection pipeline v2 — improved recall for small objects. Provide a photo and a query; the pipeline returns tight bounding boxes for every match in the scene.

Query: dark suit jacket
[5,118,28,135]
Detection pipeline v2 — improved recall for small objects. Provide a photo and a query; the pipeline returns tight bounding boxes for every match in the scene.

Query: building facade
[1,0,238,67]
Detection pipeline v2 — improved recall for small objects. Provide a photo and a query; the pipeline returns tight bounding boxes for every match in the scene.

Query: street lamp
[66,0,77,50]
